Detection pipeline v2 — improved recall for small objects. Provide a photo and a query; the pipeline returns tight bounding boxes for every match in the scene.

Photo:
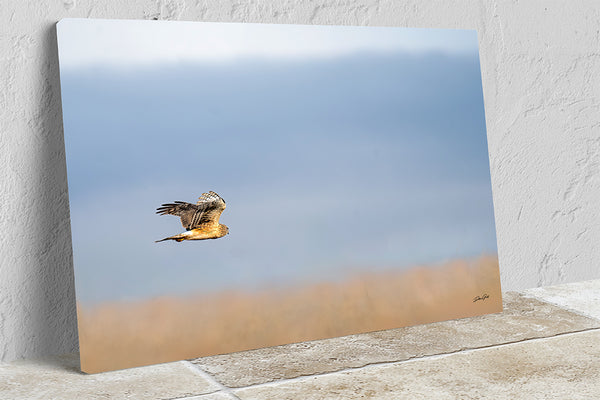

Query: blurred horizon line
[77,253,499,309]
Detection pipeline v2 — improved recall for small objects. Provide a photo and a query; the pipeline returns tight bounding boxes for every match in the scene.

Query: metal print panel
[57,19,501,373]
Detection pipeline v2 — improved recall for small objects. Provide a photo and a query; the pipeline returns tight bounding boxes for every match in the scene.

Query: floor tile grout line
[180,360,243,400]
[223,326,600,392]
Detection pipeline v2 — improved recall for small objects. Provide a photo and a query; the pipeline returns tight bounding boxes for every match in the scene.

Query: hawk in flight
[155,191,229,243]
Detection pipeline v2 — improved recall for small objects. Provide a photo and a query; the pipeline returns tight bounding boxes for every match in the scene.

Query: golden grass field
[78,255,501,373]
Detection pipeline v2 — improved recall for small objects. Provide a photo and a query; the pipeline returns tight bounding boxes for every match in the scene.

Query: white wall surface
[1,0,599,362]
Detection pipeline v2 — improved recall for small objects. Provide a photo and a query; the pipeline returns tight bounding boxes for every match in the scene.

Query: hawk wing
[189,191,226,228]
[156,201,199,230]
[156,191,226,230]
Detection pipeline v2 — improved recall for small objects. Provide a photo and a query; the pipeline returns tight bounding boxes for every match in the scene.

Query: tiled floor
[1,280,599,399]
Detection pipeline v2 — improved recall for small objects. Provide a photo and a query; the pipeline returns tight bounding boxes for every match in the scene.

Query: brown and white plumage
[155,191,229,242]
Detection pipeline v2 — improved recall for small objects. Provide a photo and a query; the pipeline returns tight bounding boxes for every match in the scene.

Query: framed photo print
[57,19,501,373]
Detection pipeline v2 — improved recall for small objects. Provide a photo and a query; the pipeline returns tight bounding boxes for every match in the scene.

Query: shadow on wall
[11,24,79,360]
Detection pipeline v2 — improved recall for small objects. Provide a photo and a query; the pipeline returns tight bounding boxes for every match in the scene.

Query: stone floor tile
[523,279,600,320]
[234,329,600,400]
[177,391,239,400]
[191,292,599,387]
[0,354,220,400]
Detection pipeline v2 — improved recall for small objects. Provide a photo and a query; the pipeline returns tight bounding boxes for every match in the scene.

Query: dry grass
[78,255,501,373]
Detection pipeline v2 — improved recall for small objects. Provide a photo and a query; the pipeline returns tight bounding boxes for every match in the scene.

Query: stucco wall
[1,0,599,362]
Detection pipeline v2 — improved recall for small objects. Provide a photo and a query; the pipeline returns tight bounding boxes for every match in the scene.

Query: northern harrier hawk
[155,191,229,243]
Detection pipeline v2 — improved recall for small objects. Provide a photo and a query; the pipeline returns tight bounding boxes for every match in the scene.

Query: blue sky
[57,19,496,305]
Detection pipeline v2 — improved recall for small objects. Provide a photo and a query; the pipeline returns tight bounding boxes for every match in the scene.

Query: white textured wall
[1,0,599,362]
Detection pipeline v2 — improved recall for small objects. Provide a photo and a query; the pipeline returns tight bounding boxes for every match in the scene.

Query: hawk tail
[155,234,186,243]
